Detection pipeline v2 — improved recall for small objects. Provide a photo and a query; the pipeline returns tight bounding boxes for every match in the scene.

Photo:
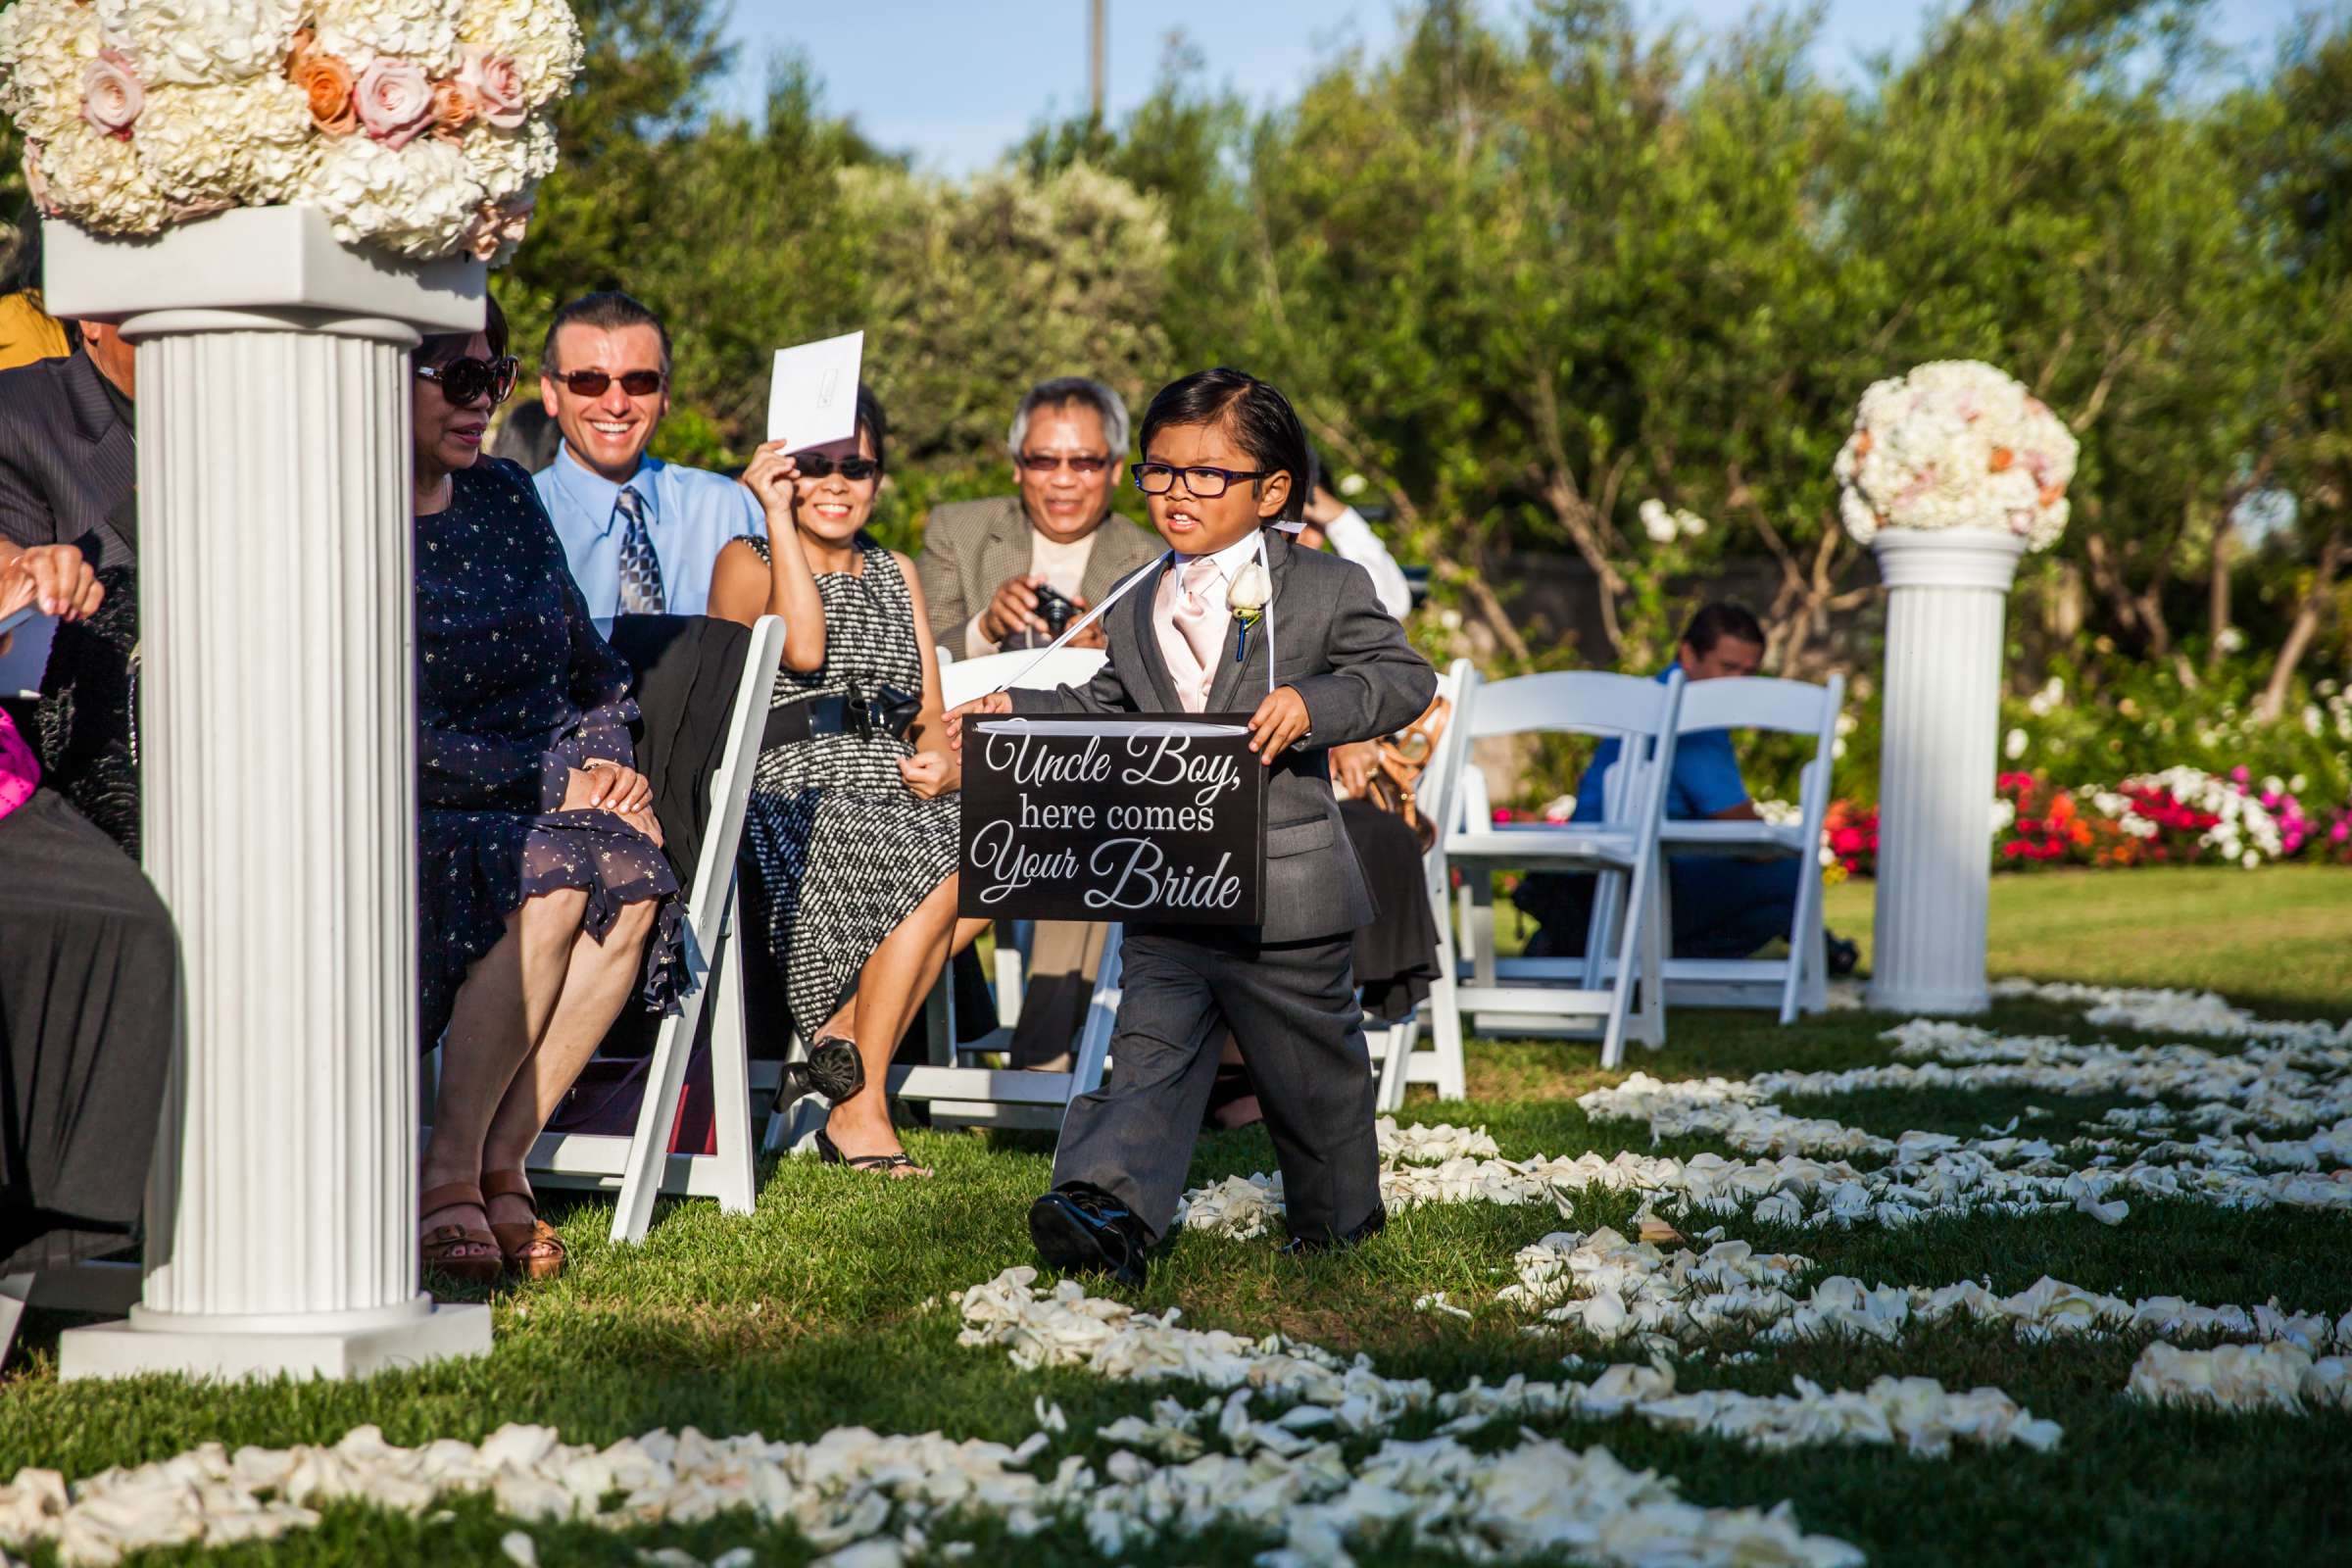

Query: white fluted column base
[58,304,488,1381]
[1865,530,2027,1017]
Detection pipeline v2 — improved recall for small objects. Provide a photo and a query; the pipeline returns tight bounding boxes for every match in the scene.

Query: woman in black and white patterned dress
[710,388,981,1177]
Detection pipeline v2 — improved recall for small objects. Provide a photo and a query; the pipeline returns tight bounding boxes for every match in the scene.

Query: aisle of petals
[7,982,2345,1568]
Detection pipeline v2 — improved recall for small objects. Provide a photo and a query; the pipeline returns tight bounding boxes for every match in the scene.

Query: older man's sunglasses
[416,355,518,407]
[555,368,666,398]
[1017,452,1111,474]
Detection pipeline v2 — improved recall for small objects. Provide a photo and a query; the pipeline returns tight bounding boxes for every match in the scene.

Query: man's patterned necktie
[614,485,665,615]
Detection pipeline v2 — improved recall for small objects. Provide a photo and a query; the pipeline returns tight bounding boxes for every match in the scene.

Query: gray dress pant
[1051,925,1380,1246]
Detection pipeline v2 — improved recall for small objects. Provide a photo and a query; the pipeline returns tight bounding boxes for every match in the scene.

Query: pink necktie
[1164,556,1224,712]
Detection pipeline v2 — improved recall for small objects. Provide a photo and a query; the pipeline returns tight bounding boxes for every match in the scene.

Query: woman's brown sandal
[418,1182,502,1287]
[483,1170,566,1282]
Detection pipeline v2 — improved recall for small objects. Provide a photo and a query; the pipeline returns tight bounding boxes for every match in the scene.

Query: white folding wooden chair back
[1371,660,1471,1109]
[891,644,1118,1130]
[527,615,786,1244]
[1638,672,1845,1023]
[1435,667,1686,1069]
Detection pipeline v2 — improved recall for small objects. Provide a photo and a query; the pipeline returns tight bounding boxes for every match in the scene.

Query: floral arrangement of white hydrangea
[0,0,580,265]
[1834,360,2080,551]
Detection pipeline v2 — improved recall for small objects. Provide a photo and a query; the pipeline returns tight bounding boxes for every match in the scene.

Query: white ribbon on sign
[977,718,1250,738]
[991,531,1280,708]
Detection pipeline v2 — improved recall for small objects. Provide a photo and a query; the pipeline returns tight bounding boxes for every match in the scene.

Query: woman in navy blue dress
[412,297,681,1284]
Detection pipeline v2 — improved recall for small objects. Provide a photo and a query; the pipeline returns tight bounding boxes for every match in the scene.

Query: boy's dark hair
[540,290,671,376]
[1681,600,1767,656]
[1138,368,1311,522]
[416,292,510,366]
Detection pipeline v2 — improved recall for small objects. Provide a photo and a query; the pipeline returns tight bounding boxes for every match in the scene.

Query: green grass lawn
[4,866,2348,1566]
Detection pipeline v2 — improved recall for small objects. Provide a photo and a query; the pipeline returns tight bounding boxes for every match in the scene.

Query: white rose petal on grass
[2128,1341,2352,1414]
[500,1530,538,1568]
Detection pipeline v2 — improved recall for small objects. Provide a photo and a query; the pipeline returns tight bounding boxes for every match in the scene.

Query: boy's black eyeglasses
[1018,452,1111,474]
[1133,463,1272,498]
[796,453,883,482]
[554,368,666,398]
[416,355,519,408]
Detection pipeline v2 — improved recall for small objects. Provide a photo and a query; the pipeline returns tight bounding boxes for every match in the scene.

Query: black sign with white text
[958,714,1266,925]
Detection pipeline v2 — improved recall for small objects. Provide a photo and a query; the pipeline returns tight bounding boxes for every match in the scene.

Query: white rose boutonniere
[1226,559,1270,663]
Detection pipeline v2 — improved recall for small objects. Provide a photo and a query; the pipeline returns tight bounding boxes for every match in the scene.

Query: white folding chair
[878,646,1118,1130]
[1432,665,1685,1070]
[1643,674,1844,1023]
[1366,662,1469,1110]
[526,614,786,1244]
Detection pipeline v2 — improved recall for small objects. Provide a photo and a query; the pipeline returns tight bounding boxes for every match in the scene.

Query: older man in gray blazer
[917,376,1163,658]
[918,377,1163,1067]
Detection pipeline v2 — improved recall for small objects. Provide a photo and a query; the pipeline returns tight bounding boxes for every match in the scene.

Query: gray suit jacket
[1008,528,1436,944]
[0,349,136,567]
[916,494,1163,651]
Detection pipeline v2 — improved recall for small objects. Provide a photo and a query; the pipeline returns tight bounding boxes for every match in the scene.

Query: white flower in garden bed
[1835,360,2080,549]
[0,0,579,261]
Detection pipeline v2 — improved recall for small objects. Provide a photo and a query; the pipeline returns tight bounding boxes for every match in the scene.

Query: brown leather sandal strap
[480,1170,538,1210]
[419,1181,486,1215]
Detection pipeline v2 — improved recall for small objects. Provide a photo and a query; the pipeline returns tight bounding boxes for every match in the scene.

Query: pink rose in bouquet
[458,46,528,129]
[356,57,435,150]
[81,49,145,141]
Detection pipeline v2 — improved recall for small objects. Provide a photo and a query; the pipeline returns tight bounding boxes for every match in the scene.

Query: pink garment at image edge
[0,709,36,821]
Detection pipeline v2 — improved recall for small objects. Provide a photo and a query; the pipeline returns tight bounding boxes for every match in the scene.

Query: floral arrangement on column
[0,0,581,265]
[1834,360,2081,551]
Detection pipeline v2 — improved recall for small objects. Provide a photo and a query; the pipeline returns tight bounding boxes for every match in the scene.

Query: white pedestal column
[1866,530,2028,1017]
[45,211,492,1380]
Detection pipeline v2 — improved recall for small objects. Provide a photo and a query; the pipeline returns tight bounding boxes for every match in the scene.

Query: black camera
[1032,583,1078,638]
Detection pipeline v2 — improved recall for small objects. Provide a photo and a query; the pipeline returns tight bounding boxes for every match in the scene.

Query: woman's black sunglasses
[796,453,883,482]
[416,355,519,408]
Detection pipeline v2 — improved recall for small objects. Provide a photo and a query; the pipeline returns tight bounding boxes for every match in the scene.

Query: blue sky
[718,0,2322,173]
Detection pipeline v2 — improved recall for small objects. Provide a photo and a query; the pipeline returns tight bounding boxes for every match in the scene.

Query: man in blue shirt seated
[531,291,764,629]
[1521,602,1854,970]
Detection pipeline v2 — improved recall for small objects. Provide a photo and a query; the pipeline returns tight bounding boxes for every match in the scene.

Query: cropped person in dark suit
[0,318,138,852]
[950,368,1437,1285]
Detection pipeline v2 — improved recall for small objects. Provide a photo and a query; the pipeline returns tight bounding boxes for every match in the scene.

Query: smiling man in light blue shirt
[530,291,762,629]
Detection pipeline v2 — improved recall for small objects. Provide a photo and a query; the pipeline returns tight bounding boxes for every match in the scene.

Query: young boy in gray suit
[949,368,1436,1285]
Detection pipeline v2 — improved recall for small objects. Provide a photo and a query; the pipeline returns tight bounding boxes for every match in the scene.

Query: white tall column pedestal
[1866,530,2027,1017]
[44,211,491,1380]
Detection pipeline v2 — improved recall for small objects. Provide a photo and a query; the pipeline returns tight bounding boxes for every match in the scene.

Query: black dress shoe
[1279,1202,1388,1257]
[775,1036,864,1110]
[1028,1183,1152,1289]
[1825,932,1860,978]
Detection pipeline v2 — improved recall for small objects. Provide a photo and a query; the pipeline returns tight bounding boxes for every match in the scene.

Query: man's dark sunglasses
[1133,462,1272,498]
[554,368,666,398]
[1018,452,1111,474]
[796,453,883,482]
[416,355,518,407]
